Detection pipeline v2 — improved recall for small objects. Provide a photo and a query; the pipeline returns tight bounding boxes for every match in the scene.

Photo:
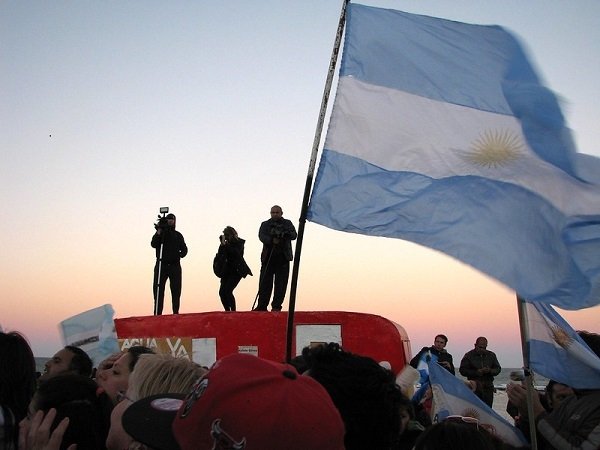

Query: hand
[439,361,450,369]
[19,409,76,450]
[507,383,545,419]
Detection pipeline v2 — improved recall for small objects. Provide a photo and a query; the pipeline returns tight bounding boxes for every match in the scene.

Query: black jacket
[258,218,297,262]
[217,238,252,278]
[151,228,188,264]
[410,346,455,375]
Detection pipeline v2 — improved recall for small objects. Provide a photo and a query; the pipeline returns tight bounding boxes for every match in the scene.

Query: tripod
[251,245,274,311]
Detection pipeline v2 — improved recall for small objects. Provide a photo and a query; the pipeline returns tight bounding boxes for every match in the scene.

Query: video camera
[270,223,286,239]
[154,206,171,231]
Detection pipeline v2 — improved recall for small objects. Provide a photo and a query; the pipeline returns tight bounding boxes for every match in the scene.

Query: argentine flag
[307,4,600,310]
[60,304,120,366]
[526,301,600,389]
[428,360,528,447]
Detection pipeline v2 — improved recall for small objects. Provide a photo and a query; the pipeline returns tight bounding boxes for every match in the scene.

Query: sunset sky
[1,0,599,368]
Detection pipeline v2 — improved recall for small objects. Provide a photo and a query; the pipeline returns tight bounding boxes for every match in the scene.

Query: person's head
[166,213,176,228]
[397,393,415,435]
[414,418,496,450]
[270,205,283,221]
[545,380,574,410]
[433,334,448,352]
[222,226,238,242]
[579,330,600,357]
[0,331,36,423]
[474,337,488,353]
[23,374,113,450]
[106,354,207,450]
[40,346,93,381]
[302,342,403,450]
[96,346,154,403]
[122,353,345,450]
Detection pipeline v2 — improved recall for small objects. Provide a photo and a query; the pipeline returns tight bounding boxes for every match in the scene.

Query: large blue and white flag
[526,301,600,389]
[307,4,600,310]
[60,304,120,367]
[428,361,528,447]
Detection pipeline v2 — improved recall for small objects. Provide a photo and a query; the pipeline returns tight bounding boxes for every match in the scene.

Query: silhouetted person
[255,205,297,312]
[151,213,187,315]
[459,337,501,407]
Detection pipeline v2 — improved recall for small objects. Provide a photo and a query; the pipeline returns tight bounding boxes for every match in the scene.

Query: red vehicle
[115,310,412,373]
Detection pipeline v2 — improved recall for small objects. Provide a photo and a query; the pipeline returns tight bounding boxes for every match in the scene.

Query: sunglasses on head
[445,415,479,429]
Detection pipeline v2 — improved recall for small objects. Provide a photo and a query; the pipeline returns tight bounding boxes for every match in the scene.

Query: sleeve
[489,353,501,376]
[259,221,272,245]
[151,233,161,248]
[179,233,188,258]
[459,354,477,378]
[447,354,456,375]
[283,219,298,240]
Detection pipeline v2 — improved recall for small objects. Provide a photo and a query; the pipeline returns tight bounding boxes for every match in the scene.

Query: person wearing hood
[216,226,252,311]
[151,213,188,315]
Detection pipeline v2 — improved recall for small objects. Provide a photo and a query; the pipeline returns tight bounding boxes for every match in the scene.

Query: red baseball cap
[123,353,345,450]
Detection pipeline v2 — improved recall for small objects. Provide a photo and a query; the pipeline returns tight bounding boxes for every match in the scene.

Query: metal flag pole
[285,0,350,362]
[516,294,539,450]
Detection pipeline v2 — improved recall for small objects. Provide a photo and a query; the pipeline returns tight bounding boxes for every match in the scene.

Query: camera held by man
[154,207,175,234]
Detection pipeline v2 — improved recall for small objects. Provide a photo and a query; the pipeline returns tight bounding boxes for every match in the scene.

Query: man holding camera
[151,213,188,315]
[255,205,297,312]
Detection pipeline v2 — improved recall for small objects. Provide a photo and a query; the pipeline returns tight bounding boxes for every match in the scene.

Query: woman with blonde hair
[106,353,206,450]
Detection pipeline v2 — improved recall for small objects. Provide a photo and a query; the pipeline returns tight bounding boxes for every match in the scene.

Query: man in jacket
[255,205,297,312]
[410,334,455,375]
[459,336,501,407]
[151,213,188,315]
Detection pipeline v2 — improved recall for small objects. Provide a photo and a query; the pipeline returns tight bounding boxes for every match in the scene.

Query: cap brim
[122,394,185,450]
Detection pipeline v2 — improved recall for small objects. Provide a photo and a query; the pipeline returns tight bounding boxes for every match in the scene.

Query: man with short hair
[410,334,455,374]
[255,205,297,312]
[39,345,93,382]
[459,337,501,407]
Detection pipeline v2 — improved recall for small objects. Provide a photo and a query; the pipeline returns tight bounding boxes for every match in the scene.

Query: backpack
[212,252,227,278]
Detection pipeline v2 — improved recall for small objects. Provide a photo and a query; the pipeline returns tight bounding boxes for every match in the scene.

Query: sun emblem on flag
[549,324,573,348]
[464,129,523,167]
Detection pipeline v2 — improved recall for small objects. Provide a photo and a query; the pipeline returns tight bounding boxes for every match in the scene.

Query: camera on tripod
[154,206,171,230]
[270,224,285,239]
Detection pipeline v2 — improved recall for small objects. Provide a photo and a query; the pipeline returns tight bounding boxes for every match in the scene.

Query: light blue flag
[59,304,120,367]
[428,361,528,447]
[307,3,600,310]
[526,301,600,389]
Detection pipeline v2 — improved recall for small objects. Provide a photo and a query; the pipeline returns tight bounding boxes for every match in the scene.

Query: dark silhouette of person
[151,213,187,315]
[216,226,252,311]
[255,205,297,312]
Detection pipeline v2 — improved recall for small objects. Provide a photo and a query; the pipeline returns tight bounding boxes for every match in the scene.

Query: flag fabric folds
[306,3,600,309]
[526,301,600,389]
[428,361,528,447]
[60,304,120,366]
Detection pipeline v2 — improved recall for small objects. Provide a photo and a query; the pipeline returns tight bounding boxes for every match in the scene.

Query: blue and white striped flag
[526,301,600,389]
[60,304,120,367]
[307,3,600,310]
[428,361,528,447]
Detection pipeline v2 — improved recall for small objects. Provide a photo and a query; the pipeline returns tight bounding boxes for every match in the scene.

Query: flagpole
[285,0,350,362]
[516,295,539,450]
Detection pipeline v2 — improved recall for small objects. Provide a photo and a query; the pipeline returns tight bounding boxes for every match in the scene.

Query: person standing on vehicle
[216,226,252,311]
[255,205,297,312]
[151,213,188,315]
[459,336,501,407]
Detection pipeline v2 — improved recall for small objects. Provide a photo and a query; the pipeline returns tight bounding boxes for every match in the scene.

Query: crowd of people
[1,329,599,449]
[152,205,297,315]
